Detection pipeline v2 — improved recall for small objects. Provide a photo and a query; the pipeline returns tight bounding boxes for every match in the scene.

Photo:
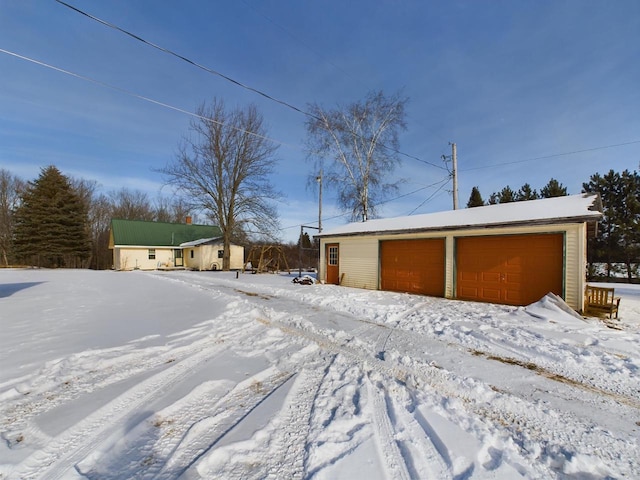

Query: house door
[174,249,183,267]
[326,243,340,285]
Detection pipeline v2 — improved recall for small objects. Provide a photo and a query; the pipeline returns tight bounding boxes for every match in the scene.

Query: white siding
[338,238,379,290]
[445,236,455,298]
[184,245,244,270]
[563,224,587,312]
[114,247,174,270]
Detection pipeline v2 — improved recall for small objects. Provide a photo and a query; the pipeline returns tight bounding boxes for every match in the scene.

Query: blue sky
[1,1,639,241]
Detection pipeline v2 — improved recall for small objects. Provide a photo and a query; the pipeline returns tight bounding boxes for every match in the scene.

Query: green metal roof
[110,219,222,247]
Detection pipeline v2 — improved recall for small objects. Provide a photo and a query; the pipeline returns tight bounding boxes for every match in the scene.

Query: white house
[109,218,244,271]
[180,237,244,271]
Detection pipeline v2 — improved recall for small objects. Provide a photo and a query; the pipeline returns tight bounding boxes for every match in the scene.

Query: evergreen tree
[297,232,312,249]
[584,169,640,281]
[488,186,516,204]
[540,178,568,198]
[617,170,640,280]
[466,186,485,207]
[582,170,624,279]
[13,166,91,268]
[516,183,539,201]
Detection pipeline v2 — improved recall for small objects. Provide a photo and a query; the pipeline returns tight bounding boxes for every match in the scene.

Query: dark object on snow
[293,275,315,285]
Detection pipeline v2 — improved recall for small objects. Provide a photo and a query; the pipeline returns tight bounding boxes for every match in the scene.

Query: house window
[148,249,156,260]
[218,250,224,258]
[190,250,194,259]
[328,246,338,266]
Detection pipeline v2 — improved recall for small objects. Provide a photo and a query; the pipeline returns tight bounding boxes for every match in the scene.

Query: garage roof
[317,193,603,238]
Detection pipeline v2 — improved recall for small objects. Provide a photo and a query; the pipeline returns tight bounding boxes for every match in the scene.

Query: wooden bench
[585,286,621,319]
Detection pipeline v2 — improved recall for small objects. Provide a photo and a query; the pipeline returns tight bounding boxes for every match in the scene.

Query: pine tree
[466,186,485,207]
[617,170,640,280]
[298,232,312,249]
[582,170,624,279]
[489,186,516,204]
[13,166,91,267]
[540,178,568,198]
[516,183,539,201]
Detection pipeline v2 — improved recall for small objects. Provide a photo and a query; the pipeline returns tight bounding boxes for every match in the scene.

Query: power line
[0,48,298,149]
[462,140,640,171]
[282,176,452,232]
[0,46,449,231]
[407,178,451,215]
[53,0,313,120]
[53,0,446,170]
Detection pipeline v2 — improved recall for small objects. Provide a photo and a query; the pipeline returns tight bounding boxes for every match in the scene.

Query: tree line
[1,91,637,277]
[0,166,193,269]
[466,178,568,207]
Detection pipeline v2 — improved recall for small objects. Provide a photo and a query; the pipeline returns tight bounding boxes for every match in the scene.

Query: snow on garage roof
[317,193,603,237]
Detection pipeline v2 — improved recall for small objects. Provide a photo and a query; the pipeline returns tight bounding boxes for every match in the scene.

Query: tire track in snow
[171,271,639,410]
[1,303,260,440]
[368,378,452,479]
[261,312,639,477]
[76,380,234,479]
[155,366,293,479]
[304,354,373,478]
[9,323,267,480]
[260,363,328,480]
[157,273,640,477]
[192,363,327,480]
[367,379,412,480]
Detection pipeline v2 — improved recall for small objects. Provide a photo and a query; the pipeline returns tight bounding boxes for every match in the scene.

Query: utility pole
[316,170,323,232]
[451,142,459,210]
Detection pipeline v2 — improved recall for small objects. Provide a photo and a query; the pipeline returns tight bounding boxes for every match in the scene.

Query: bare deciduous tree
[109,188,155,221]
[154,195,192,224]
[159,98,281,270]
[305,90,408,221]
[0,169,24,265]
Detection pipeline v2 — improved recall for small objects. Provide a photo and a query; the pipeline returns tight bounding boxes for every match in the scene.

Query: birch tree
[305,90,408,221]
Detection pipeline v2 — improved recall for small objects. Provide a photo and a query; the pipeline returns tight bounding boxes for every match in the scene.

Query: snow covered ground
[1,269,639,479]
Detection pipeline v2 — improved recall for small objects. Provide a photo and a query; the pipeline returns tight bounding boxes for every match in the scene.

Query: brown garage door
[380,238,445,296]
[456,233,563,306]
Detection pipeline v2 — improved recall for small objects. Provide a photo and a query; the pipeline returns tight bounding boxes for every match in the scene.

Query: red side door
[326,243,340,285]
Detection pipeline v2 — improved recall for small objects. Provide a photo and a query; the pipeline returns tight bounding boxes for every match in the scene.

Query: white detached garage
[316,194,602,312]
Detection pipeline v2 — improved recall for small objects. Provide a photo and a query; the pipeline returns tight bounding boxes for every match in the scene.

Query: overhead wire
[407,178,451,215]
[280,176,453,233]
[462,140,640,171]
[25,2,638,233]
[0,46,451,238]
[53,0,447,170]
[0,48,299,149]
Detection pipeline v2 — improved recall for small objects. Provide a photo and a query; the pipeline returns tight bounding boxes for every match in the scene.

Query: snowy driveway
[1,269,639,479]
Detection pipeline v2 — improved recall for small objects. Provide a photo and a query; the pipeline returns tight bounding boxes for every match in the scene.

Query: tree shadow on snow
[0,282,45,298]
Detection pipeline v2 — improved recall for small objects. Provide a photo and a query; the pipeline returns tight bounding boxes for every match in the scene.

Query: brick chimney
[186,215,192,225]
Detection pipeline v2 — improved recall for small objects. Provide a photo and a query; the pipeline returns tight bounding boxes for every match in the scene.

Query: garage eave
[317,216,597,240]
[316,194,603,240]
